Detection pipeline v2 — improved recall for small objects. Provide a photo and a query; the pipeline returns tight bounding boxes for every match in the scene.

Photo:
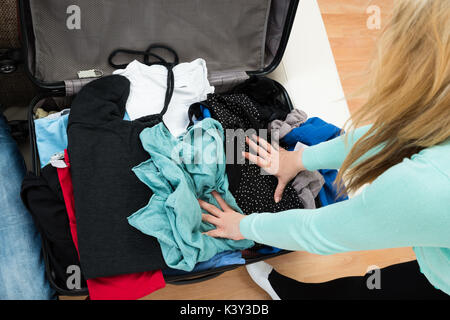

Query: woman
[200,0,449,299]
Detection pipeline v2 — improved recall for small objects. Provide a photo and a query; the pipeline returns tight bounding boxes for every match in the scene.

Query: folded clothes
[67,75,167,279]
[230,76,291,123]
[282,117,348,206]
[34,106,131,169]
[162,251,245,276]
[269,109,325,209]
[113,58,214,137]
[34,109,70,168]
[128,118,254,272]
[189,94,304,215]
[257,246,282,255]
[35,107,59,119]
[282,117,342,147]
[22,157,166,300]
[20,164,86,290]
[269,108,308,142]
[57,150,165,300]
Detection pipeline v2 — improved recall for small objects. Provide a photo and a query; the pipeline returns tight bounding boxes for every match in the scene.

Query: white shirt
[113,58,214,137]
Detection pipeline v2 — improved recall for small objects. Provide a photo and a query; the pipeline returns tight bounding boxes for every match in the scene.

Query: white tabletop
[268,0,351,129]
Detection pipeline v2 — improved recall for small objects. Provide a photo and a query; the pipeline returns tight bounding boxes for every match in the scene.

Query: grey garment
[269,108,308,141]
[269,109,325,209]
[291,163,325,209]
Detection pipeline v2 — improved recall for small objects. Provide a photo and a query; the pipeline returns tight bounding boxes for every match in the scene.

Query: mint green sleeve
[239,157,450,254]
[302,125,372,171]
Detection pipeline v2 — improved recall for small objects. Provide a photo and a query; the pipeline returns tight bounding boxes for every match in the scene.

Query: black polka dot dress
[190,93,304,215]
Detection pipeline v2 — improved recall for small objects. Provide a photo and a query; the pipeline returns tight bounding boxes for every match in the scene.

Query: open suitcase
[18,0,316,297]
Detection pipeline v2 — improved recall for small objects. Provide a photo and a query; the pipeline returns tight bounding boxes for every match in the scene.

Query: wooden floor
[62,0,417,301]
[320,0,395,113]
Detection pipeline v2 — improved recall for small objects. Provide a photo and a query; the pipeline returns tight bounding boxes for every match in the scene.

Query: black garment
[20,165,86,290]
[230,76,291,124]
[189,93,304,215]
[268,260,450,300]
[67,75,166,279]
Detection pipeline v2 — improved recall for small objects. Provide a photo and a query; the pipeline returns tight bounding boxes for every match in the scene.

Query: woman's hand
[243,135,305,203]
[200,191,245,241]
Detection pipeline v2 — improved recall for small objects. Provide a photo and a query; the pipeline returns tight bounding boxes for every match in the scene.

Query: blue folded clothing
[34,110,70,168]
[282,117,342,146]
[282,117,348,206]
[162,250,245,276]
[35,109,131,168]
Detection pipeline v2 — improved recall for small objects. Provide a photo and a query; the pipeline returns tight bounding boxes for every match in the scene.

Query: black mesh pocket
[0,0,20,48]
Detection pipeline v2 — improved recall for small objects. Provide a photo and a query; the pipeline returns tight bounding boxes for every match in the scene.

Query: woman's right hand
[243,135,305,203]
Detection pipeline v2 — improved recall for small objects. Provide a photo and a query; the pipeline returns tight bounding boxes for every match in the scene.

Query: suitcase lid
[19,0,299,94]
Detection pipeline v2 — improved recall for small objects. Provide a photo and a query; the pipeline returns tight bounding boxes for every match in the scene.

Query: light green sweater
[240,125,450,295]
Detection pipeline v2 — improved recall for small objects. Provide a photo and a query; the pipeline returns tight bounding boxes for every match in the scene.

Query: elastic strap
[108,44,179,119]
[160,65,174,118]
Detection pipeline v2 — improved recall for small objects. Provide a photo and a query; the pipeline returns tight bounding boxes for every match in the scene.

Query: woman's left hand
[200,191,246,241]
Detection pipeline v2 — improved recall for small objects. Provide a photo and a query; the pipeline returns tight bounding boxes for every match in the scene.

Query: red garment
[57,149,165,300]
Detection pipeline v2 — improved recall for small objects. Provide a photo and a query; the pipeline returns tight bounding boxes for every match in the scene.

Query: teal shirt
[240,125,450,295]
[128,118,253,272]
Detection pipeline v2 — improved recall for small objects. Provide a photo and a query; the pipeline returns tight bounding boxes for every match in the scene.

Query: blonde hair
[337,0,450,195]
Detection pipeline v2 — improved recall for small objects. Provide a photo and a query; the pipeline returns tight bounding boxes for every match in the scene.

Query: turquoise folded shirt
[128,118,254,271]
[240,125,450,295]
[34,110,70,168]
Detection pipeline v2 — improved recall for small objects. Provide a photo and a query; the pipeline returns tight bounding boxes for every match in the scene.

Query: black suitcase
[18,0,312,297]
